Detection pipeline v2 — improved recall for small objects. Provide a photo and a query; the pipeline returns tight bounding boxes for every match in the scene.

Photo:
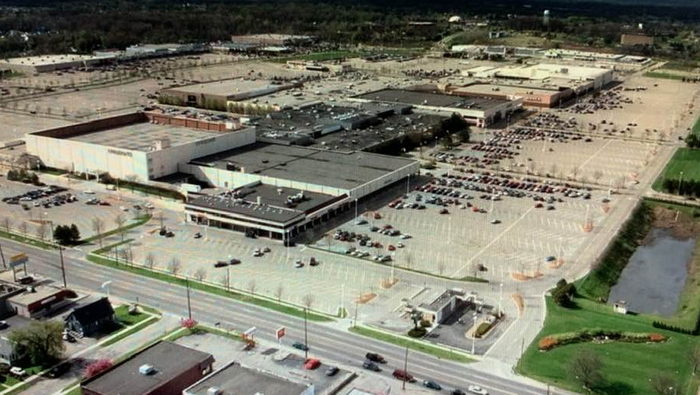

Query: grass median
[83,215,152,244]
[87,253,334,323]
[0,228,57,250]
[349,325,473,363]
[100,305,160,347]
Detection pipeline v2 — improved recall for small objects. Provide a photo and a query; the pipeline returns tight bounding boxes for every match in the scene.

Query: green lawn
[653,148,700,191]
[100,305,159,347]
[349,326,473,363]
[644,71,686,80]
[87,253,334,322]
[517,298,698,394]
[0,228,57,250]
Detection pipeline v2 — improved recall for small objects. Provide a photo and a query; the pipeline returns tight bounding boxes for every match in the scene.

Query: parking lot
[0,177,144,241]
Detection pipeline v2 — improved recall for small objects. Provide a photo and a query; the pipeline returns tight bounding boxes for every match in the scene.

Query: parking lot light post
[59,246,67,288]
[498,282,503,317]
[186,277,192,320]
[471,312,477,355]
[402,346,409,390]
[679,171,684,194]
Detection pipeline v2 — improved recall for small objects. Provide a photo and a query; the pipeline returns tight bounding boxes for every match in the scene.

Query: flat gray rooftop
[67,122,221,152]
[185,361,309,395]
[187,183,339,224]
[82,341,213,395]
[191,142,415,191]
[356,88,511,111]
[166,79,290,97]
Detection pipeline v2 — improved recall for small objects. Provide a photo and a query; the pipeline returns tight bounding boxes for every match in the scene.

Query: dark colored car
[46,362,71,378]
[325,366,339,376]
[229,258,242,265]
[392,369,416,382]
[423,380,442,390]
[362,360,381,371]
[214,261,228,268]
[365,352,386,363]
[292,342,309,351]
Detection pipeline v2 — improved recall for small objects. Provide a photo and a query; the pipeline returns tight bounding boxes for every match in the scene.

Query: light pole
[303,307,309,359]
[186,277,192,320]
[402,346,409,390]
[59,246,67,288]
[471,311,477,355]
[0,243,6,269]
[679,171,684,194]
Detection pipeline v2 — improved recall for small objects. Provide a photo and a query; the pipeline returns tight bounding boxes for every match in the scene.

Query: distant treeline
[0,0,696,57]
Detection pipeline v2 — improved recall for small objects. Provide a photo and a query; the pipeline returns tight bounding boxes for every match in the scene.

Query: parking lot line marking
[451,206,535,278]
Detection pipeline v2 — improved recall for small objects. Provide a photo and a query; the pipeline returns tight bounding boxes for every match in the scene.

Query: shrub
[474,322,492,338]
[419,319,432,328]
[407,327,427,338]
[649,333,666,342]
[180,317,198,330]
[538,336,558,351]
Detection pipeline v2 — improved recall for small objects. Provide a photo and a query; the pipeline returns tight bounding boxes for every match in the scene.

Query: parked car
[362,360,381,371]
[452,390,466,395]
[392,369,416,382]
[325,366,339,376]
[229,258,242,265]
[309,257,319,266]
[304,358,321,370]
[365,352,386,363]
[9,367,26,378]
[292,342,308,351]
[294,260,304,268]
[214,261,228,268]
[422,380,442,390]
[467,385,489,395]
[253,249,263,257]
[46,362,71,378]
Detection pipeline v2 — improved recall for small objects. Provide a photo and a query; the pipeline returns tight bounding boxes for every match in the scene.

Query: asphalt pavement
[0,239,559,395]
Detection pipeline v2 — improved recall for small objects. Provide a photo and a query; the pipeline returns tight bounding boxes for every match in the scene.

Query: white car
[400,234,412,240]
[9,367,26,377]
[467,385,488,395]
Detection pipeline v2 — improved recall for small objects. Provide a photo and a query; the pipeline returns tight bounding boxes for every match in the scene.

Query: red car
[304,358,321,370]
[374,212,382,220]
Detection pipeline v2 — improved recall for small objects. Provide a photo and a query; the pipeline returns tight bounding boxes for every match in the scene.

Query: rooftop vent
[139,364,155,375]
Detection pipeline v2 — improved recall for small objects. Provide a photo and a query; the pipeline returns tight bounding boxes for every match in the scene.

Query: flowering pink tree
[180,317,198,330]
[85,359,113,378]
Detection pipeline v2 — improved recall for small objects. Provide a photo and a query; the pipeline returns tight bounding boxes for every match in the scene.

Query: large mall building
[25,109,417,240]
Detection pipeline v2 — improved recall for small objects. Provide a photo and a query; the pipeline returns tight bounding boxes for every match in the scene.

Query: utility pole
[353,301,359,327]
[186,277,192,320]
[304,307,309,359]
[226,267,230,292]
[59,246,67,288]
[402,346,409,390]
[0,243,6,269]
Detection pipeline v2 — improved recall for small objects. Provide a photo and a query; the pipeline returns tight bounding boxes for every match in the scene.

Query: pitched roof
[66,297,114,325]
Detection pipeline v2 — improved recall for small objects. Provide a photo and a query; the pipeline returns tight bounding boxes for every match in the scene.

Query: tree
[9,321,65,366]
[114,214,126,242]
[274,284,284,302]
[36,223,47,241]
[193,268,207,282]
[84,359,113,378]
[568,350,604,390]
[437,262,446,276]
[91,217,104,248]
[650,372,677,395]
[302,294,314,310]
[167,257,181,275]
[18,221,27,236]
[144,253,155,270]
[592,170,603,184]
[53,224,80,245]
[247,279,256,296]
[180,317,197,330]
[2,217,11,233]
[552,279,576,307]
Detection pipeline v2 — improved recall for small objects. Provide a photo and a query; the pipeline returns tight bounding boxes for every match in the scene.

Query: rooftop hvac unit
[138,364,155,375]
[207,387,222,395]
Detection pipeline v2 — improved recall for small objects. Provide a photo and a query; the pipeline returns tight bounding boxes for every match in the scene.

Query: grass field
[517,297,699,394]
[653,148,700,191]
[644,71,687,80]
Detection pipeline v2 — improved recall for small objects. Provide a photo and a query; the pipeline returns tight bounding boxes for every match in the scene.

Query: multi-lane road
[1,239,555,395]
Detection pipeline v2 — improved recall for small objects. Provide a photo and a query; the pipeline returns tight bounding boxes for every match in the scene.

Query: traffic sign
[9,253,27,268]
[275,326,286,340]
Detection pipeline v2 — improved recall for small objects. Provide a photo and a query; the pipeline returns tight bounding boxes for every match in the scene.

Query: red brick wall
[145,112,233,132]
